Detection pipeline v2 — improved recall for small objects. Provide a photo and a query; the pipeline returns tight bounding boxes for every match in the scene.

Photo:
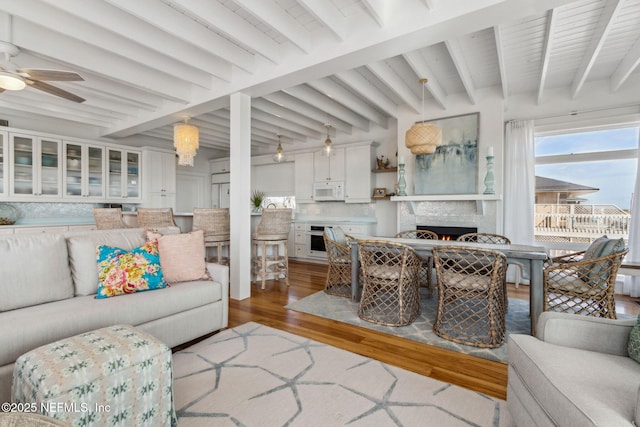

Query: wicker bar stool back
[357,240,422,326]
[93,208,128,230]
[432,246,508,348]
[323,231,352,297]
[252,208,292,289]
[136,208,178,230]
[457,233,511,244]
[192,208,230,265]
[395,229,438,297]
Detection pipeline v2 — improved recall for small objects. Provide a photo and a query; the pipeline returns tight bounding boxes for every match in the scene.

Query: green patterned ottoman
[12,325,176,427]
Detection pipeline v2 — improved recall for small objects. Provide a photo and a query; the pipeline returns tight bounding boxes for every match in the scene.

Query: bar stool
[192,208,230,265]
[137,207,179,231]
[252,208,292,289]
[93,208,129,230]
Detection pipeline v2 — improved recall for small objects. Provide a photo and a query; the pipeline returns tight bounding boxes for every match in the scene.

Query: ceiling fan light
[0,72,26,90]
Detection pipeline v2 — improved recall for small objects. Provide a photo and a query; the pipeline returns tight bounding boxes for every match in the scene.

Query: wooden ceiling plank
[402,51,447,109]
[252,98,325,134]
[570,0,624,98]
[105,0,254,73]
[251,108,323,138]
[367,61,421,113]
[360,0,386,27]
[334,70,398,118]
[307,78,388,128]
[537,9,558,105]
[297,0,347,41]
[493,25,508,101]
[611,34,640,91]
[233,0,310,53]
[445,38,477,105]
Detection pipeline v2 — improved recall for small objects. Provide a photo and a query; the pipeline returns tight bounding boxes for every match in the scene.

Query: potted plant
[251,190,266,213]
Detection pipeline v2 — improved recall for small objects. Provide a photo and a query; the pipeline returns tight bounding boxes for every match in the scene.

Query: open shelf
[372,167,397,173]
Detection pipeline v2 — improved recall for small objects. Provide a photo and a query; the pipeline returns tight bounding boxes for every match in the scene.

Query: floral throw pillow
[96,241,167,299]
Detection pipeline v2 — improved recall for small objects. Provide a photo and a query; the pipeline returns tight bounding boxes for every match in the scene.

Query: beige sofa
[508,312,640,426]
[0,228,229,403]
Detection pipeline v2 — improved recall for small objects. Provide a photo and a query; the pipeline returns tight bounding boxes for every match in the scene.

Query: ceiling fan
[0,41,85,103]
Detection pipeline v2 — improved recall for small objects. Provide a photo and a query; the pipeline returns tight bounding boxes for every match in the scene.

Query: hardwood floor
[227,260,640,401]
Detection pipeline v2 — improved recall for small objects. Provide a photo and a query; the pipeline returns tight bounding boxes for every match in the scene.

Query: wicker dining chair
[457,232,511,244]
[93,208,128,230]
[432,245,508,348]
[323,229,352,298]
[252,208,292,289]
[192,208,230,265]
[544,242,627,319]
[395,229,438,297]
[136,207,178,230]
[357,240,422,326]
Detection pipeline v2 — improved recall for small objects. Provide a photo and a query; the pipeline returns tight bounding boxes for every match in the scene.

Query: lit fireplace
[416,225,478,241]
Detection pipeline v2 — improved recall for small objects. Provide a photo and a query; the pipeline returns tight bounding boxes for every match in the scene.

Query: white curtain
[504,120,536,245]
[622,150,640,296]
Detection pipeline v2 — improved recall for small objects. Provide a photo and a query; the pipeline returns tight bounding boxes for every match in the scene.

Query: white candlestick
[399,156,405,165]
[487,146,494,157]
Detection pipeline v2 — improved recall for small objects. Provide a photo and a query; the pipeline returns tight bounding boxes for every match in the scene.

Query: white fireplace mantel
[389,194,502,202]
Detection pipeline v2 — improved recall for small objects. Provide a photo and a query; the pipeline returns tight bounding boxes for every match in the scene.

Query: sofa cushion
[0,234,73,312]
[147,230,209,283]
[509,334,640,426]
[96,241,167,298]
[0,280,222,367]
[66,228,146,296]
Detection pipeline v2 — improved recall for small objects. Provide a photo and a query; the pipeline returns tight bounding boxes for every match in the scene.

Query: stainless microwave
[313,181,344,201]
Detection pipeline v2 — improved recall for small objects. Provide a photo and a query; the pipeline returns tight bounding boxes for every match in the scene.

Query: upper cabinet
[106,148,141,202]
[142,149,176,208]
[0,131,7,197]
[210,158,230,174]
[344,145,374,203]
[64,141,105,199]
[10,133,62,199]
[294,152,314,203]
[313,148,345,182]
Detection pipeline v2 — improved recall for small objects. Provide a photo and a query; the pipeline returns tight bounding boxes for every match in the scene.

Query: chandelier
[272,134,287,163]
[405,78,442,155]
[173,118,199,167]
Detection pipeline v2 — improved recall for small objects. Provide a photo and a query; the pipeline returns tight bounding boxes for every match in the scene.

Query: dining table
[349,236,549,335]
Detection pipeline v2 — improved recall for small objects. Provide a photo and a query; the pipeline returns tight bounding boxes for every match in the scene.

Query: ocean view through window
[534,126,639,251]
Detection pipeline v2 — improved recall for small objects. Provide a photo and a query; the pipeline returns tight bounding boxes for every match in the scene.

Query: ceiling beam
[251,108,323,138]
[493,25,508,100]
[252,98,325,134]
[0,97,112,128]
[307,78,388,128]
[105,0,255,73]
[445,38,477,104]
[611,33,640,91]
[367,61,421,113]
[297,0,347,41]
[170,0,281,64]
[402,51,447,109]
[537,9,557,105]
[285,85,370,131]
[233,0,310,53]
[360,0,387,27]
[251,118,309,142]
[333,69,398,118]
[570,0,624,99]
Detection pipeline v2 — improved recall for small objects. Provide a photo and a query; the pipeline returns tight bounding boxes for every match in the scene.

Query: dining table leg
[529,258,544,336]
[350,242,360,301]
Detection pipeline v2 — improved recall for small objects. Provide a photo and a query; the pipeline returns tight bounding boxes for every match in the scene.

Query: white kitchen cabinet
[106,148,141,202]
[142,149,176,208]
[313,148,345,182]
[10,133,62,199]
[63,142,105,200]
[344,144,374,203]
[294,152,314,203]
[0,131,7,198]
[210,158,230,174]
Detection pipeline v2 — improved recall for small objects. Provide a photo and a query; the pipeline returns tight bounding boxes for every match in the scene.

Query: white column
[229,92,252,300]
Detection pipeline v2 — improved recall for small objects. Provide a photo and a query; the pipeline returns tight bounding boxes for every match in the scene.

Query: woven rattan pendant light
[405,78,442,155]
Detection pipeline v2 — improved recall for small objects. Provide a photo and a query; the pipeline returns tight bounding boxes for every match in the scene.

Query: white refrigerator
[211,182,230,208]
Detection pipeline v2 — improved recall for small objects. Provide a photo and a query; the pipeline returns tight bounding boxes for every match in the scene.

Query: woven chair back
[192,208,230,237]
[93,208,127,230]
[255,208,292,239]
[457,233,511,244]
[432,245,508,348]
[395,230,438,240]
[137,208,177,228]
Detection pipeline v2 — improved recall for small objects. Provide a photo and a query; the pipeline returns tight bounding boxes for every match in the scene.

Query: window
[534,126,638,251]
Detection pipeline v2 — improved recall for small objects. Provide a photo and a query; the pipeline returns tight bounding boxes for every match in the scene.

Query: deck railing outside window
[534,204,630,243]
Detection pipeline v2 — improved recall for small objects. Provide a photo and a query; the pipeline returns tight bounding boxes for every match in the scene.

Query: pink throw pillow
[147,230,209,283]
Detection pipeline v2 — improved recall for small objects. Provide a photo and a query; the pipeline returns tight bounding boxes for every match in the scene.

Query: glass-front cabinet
[0,131,7,197]
[10,133,62,198]
[64,142,104,199]
[107,148,140,201]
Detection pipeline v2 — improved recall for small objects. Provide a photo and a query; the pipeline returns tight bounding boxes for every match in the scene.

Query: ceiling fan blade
[18,69,83,82]
[27,80,85,103]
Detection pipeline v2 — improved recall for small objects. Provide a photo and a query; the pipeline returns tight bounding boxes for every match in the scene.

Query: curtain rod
[507,103,640,123]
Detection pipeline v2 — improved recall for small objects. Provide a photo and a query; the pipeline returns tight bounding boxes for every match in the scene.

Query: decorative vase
[483,155,495,195]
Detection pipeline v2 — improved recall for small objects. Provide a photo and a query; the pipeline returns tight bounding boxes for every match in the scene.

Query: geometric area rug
[173,322,513,426]
[285,290,530,364]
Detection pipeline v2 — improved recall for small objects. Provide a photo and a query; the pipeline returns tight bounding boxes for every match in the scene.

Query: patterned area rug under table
[173,322,512,426]
[285,290,531,363]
